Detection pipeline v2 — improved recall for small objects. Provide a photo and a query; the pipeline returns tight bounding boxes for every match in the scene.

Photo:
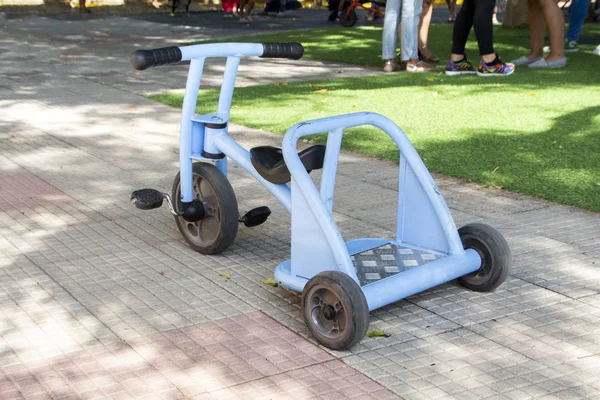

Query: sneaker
[477,59,515,76]
[543,39,579,53]
[592,44,600,56]
[445,59,477,75]
[406,60,439,72]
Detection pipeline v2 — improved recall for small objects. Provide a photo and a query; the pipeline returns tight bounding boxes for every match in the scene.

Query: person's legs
[239,0,248,20]
[279,0,287,13]
[400,0,421,61]
[79,0,89,12]
[537,0,565,61]
[246,0,255,19]
[419,0,432,48]
[446,0,456,20]
[418,0,439,62]
[472,0,496,62]
[450,0,475,61]
[382,0,402,61]
[566,0,590,43]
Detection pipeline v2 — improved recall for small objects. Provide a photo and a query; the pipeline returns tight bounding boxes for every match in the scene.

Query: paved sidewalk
[1,10,600,400]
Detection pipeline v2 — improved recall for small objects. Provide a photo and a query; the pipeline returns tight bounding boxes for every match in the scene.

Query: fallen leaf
[159,271,164,276]
[315,89,328,93]
[273,82,280,86]
[529,92,536,96]
[282,82,289,86]
[307,83,313,87]
[427,77,435,82]
[130,107,137,112]
[365,329,391,338]
[262,277,279,287]
[220,273,231,280]
[134,71,140,76]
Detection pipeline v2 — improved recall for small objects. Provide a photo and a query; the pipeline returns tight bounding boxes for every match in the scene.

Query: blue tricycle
[130,42,512,350]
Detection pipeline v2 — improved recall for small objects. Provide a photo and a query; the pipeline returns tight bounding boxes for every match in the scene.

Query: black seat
[250,145,326,184]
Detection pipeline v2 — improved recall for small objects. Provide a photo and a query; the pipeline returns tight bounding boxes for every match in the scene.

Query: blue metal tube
[362,249,482,311]
[212,133,292,212]
[283,112,464,256]
[179,58,205,202]
[180,43,264,61]
[218,57,241,116]
[320,128,343,214]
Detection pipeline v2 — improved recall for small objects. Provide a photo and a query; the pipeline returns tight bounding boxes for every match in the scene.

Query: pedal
[131,189,165,210]
[239,206,271,227]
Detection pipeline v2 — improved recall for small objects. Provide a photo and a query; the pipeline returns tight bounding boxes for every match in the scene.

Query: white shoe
[510,55,542,65]
[593,45,600,56]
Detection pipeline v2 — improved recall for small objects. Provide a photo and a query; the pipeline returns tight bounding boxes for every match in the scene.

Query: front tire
[302,271,369,350]
[172,162,238,255]
[457,223,512,292]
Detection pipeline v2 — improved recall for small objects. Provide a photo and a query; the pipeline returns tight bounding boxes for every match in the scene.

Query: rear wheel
[172,162,238,255]
[340,10,358,27]
[457,223,512,292]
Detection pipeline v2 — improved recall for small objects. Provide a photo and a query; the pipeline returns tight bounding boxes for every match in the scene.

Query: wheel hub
[323,304,337,320]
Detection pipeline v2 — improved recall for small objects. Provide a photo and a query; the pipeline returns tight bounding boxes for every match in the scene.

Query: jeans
[566,0,590,41]
[382,0,422,61]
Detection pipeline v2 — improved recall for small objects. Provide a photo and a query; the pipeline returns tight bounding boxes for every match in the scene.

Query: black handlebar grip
[260,42,304,60]
[130,47,183,71]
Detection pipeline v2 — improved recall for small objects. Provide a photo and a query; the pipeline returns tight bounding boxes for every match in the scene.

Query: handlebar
[130,42,304,71]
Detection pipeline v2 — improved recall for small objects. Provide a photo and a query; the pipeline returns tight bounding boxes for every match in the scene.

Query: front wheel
[302,271,369,350]
[457,223,512,292]
[172,162,238,255]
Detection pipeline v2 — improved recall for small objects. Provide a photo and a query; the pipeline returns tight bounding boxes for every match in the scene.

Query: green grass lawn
[155,24,600,211]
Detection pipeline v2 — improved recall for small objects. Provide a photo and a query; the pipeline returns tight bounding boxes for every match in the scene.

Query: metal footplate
[351,243,443,287]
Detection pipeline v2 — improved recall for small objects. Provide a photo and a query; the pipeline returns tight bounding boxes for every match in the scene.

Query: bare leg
[239,0,247,20]
[418,0,432,49]
[526,0,564,60]
[538,0,565,60]
[79,0,89,12]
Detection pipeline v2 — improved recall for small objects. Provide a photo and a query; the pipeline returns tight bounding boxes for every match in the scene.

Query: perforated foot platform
[131,188,164,210]
[250,145,326,184]
[352,243,443,286]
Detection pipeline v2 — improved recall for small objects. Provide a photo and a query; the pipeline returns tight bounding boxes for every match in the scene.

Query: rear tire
[457,223,512,292]
[340,10,358,27]
[172,162,238,255]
